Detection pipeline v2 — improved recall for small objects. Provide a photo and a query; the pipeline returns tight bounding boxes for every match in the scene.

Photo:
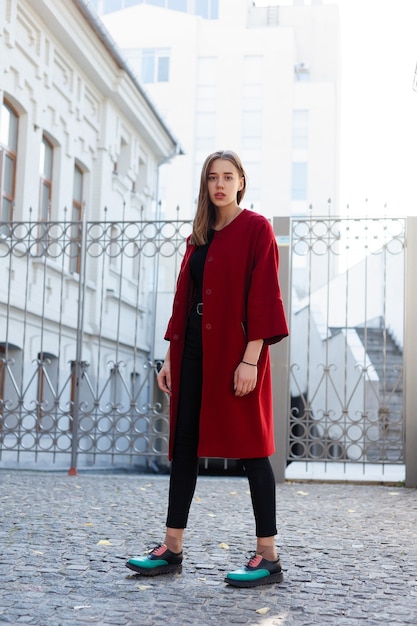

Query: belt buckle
[196,302,203,315]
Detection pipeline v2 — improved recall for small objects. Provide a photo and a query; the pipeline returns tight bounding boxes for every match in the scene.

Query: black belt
[196,302,203,315]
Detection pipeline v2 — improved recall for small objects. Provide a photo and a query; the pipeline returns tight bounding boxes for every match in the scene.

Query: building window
[93,0,218,18]
[0,101,18,224]
[69,165,83,274]
[291,162,308,201]
[292,110,309,150]
[115,136,130,177]
[141,48,170,83]
[195,111,216,151]
[242,110,262,150]
[242,84,263,112]
[135,154,148,194]
[168,0,186,10]
[0,343,22,426]
[196,85,216,112]
[195,0,218,19]
[103,0,123,11]
[39,136,53,222]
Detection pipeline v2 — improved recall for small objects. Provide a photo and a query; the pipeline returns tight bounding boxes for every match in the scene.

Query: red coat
[165,209,289,460]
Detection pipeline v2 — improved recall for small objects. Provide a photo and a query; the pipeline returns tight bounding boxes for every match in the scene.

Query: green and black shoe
[126,544,183,576]
[225,554,284,588]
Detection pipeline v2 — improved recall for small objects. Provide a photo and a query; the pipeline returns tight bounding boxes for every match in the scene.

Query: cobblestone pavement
[1,470,417,626]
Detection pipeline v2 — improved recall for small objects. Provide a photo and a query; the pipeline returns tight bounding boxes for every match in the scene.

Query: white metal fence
[0,217,191,472]
[1,215,414,484]
[284,217,405,482]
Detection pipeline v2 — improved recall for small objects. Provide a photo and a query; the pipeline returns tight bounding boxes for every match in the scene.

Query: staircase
[355,326,403,461]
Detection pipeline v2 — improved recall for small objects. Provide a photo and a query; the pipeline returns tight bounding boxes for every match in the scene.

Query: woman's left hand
[233,361,258,397]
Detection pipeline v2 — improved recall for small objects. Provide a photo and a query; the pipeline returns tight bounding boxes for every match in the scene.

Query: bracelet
[241,360,257,367]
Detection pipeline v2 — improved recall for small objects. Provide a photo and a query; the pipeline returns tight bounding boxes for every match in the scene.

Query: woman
[126,150,289,587]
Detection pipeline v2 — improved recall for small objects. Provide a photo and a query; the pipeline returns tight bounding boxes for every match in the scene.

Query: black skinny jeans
[166,310,277,538]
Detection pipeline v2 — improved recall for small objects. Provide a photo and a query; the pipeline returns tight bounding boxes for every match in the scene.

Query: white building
[0,0,182,470]
[96,0,340,220]
[1,0,181,226]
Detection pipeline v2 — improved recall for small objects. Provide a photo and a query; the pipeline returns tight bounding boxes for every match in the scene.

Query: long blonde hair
[191,150,247,246]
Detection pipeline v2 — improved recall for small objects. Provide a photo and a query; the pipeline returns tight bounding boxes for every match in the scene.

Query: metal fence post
[271,216,291,483]
[404,217,417,487]
[68,215,87,476]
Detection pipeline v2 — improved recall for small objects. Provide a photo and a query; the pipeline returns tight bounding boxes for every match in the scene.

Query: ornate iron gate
[0,216,191,472]
[288,216,405,473]
[0,215,407,477]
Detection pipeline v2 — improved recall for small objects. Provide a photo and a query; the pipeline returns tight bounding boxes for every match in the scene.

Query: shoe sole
[126,562,183,576]
[224,571,284,588]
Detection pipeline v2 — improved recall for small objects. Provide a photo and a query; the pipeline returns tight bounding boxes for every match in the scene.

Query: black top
[190,229,215,303]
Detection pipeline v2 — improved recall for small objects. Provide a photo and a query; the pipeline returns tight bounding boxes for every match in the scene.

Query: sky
[256,0,417,216]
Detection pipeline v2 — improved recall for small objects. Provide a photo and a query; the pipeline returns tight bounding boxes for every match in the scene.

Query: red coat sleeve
[246,218,289,345]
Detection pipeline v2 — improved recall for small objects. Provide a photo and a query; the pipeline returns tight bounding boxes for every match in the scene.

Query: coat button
[205,323,212,330]
[205,288,212,295]
[173,333,179,340]
[207,256,213,262]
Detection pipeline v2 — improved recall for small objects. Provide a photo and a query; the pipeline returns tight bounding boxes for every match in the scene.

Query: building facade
[0,0,181,226]
[95,0,340,220]
[0,0,181,469]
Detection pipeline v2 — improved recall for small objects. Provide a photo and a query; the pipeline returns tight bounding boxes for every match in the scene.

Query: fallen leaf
[207,513,216,517]
[197,577,206,581]
[348,509,356,513]
[33,550,43,556]
[85,523,93,526]
[195,496,202,502]
[297,490,308,496]
[219,542,229,550]
[256,607,270,615]
[74,605,91,611]
[97,539,112,546]
[389,492,400,496]
[229,491,237,495]
[136,584,151,591]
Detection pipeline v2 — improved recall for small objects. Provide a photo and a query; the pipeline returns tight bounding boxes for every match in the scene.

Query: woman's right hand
[157,359,172,396]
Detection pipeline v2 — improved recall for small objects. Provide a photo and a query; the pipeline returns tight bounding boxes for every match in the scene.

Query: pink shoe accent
[151,544,168,557]
[247,554,263,568]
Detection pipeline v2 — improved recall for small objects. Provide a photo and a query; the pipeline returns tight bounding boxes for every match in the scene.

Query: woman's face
[207,159,244,210]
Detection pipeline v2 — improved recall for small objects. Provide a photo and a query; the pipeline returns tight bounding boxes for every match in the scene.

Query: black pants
[166,311,277,538]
